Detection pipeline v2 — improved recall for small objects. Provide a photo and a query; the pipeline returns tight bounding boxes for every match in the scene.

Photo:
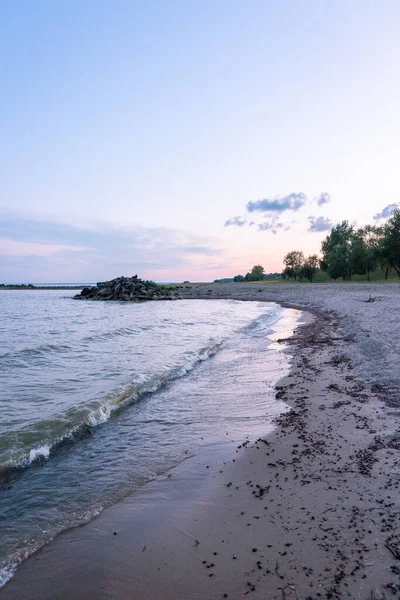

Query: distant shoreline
[0,284,85,290]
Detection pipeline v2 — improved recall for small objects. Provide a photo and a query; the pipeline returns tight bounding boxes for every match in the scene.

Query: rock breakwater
[73,276,182,302]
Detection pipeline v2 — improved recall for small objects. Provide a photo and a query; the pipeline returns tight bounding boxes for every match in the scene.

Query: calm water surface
[0,290,299,586]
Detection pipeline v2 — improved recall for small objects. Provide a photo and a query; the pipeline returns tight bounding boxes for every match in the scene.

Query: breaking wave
[1,338,224,471]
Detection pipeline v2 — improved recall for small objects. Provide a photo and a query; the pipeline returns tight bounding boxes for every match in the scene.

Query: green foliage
[281,208,400,284]
[244,265,265,281]
[300,254,319,282]
[320,219,399,281]
[157,283,178,291]
[143,279,157,287]
[263,272,281,280]
[282,252,319,282]
[381,209,400,278]
[320,221,354,280]
[349,225,380,280]
[282,251,305,281]
[230,209,400,286]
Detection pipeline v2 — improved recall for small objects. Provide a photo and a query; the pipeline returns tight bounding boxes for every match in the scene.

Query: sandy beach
[2,283,400,599]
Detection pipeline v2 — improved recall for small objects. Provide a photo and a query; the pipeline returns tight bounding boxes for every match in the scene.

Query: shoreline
[0,299,299,591]
[0,285,86,290]
[2,289,400,599]
[180,282,400,395]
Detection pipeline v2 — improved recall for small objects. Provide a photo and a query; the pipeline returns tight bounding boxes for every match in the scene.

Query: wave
[0,338,224,471]
[239,307,282,334]
[0,504,103,589]
[82,325,150,343]
[0,343,72,361]
[0,326,150,361]
[0,326,158,362]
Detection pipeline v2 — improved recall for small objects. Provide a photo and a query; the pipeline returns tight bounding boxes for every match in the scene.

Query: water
[0,290,299,587]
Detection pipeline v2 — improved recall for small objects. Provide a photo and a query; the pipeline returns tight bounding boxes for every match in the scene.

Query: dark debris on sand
[201,311,400,599]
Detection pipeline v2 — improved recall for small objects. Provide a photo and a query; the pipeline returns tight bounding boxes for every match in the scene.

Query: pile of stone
[74,276,182,302]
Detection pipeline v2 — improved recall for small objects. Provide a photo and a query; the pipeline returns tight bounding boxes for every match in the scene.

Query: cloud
[257,215,291,234]
[246,192,306,213]
[224,216,247,227]
[373,203,399,220]
[225,190,331,234]
[0,238,88,257]
[0,215,222,282]
[258,222,284,234]
[307,216,334,232]
[315,192,331,206]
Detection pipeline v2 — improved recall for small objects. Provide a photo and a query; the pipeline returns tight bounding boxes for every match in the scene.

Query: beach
[2,283,400,599]
[4,1,400,597]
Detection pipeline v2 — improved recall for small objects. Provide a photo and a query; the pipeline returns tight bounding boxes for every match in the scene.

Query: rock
[74,276,179,303]
[98,288,110,296]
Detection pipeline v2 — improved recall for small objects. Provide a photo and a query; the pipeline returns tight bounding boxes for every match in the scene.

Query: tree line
[233,265,265,282]
[283,208,400,282]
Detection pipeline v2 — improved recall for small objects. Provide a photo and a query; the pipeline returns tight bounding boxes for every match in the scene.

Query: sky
[1,0,400,282]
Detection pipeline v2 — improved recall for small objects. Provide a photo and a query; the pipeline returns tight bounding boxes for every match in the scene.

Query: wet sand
[2,284,400,599]
[180,282,400,394]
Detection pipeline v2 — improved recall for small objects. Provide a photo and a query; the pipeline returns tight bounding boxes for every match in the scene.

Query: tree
[381,209,400,278]
[300,254,319,282]
[282,251,305,281]
[350,225,381,281]
[233,274,245,282]
[320,221,354,280]
[245,265,265,281]
[376,225,392,279]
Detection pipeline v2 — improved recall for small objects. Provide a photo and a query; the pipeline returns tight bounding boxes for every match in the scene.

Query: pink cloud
[0,238,88,257]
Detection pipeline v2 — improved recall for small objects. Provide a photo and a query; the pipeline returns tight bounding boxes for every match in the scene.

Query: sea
[0,290,300,587]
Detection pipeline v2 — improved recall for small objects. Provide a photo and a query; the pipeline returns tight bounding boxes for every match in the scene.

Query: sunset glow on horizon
[1,1,400,282]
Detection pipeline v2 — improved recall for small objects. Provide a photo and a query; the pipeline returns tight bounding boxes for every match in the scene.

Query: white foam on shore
[185,282,400,392]
[0,505,104,589]
[4,338,226,470]
[0,300,291,590]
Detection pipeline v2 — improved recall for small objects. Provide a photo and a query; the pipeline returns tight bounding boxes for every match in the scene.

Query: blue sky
[1,0,400,282]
